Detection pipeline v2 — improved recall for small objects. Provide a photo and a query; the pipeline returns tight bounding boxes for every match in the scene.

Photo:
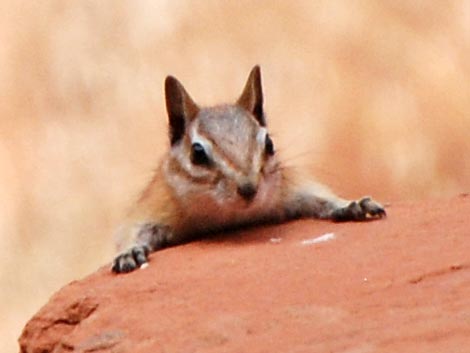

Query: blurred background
[1,1,470,351]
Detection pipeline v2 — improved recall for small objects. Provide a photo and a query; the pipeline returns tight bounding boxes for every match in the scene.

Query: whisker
[275,154,345,182]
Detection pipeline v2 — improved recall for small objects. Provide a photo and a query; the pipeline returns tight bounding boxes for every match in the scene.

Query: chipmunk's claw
[112,245,149,273]
[359,197,386,218]
[332,197,386,222]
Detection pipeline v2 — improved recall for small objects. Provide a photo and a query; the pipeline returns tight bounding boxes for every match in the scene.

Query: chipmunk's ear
[237,65,265,126]
[165,76,199,145]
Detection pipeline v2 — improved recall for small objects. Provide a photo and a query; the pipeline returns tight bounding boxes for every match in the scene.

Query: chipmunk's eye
[265,134,275,156]
[191,142,210,166]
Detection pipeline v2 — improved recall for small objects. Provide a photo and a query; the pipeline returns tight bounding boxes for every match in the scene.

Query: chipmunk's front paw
[332,197,386,222]
[112,245,149,274]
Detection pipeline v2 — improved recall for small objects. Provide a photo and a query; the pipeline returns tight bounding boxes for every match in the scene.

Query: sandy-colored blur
[1,1,470,351]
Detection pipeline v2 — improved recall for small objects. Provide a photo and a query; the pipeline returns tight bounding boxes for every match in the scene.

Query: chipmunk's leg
[283,183,386,222]
[112,223,173,273]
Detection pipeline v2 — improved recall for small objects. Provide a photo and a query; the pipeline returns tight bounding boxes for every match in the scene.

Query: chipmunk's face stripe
[191,116,245,180]
[256,128,268,145]
[195,119,265,189]
[167,155,214,185]
[251,127,268,176]
[167,127,216,186]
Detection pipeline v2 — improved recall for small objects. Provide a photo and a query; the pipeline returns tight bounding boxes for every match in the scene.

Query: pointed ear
[236,65,265,126]
[165,76,199,145]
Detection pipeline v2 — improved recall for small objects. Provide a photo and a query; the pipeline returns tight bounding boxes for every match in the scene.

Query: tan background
[1,1,470,351]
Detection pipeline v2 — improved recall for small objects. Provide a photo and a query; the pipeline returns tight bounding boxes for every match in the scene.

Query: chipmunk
[112,66,386,273]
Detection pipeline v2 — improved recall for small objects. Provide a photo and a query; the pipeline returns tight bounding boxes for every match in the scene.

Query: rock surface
[19,197,470,353]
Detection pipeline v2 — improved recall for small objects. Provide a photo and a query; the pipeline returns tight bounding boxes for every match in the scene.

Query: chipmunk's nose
[237,182,257,201]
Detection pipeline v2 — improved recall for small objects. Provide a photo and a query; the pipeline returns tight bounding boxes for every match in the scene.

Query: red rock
[19,197,470,353]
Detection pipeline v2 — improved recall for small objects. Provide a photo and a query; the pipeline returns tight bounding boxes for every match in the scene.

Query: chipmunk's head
[163,66,281,210]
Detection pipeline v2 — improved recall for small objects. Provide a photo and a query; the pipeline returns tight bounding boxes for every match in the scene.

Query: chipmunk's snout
[237,182,258,202]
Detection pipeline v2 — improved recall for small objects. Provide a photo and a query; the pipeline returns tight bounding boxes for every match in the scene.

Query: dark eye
[191,142,210,165]
[265,134,275,156]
